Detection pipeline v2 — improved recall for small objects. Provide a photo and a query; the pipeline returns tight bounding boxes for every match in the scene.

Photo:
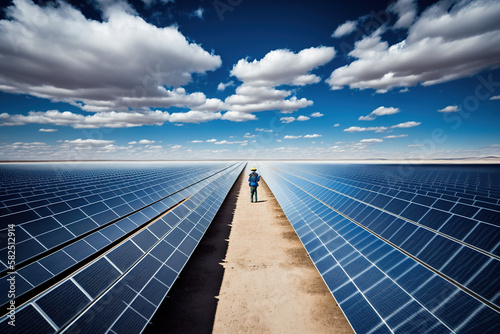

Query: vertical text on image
[7,223,16,326]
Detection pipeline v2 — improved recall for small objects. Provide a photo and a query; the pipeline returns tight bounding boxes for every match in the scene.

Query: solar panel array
[260,162,500,334]
[0,161,245,333]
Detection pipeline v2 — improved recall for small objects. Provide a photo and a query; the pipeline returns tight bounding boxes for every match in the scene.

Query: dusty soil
[212,171,353,333]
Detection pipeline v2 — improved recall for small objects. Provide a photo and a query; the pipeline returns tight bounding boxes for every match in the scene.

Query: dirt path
[212,171,353,333]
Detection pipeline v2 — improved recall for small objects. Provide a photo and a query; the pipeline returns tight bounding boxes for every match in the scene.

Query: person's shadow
[253,200,267,203]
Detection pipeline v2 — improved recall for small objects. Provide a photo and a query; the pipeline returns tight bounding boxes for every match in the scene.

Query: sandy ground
[212,172,353,333]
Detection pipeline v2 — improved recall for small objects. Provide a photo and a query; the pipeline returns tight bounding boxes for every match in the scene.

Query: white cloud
[190,140,203,143]
[170,145,181,149]
[408,144,423,147]
[64,139,115,146]
[490,95,500,100]
[334,123,340,127]
[388,0,418,29]
[310,112,324,118]
[384,134,408,138]
[0,110,176,129]
[359,106,400,121]
[231,47,335,87]
[217,81,235,91]
[360,138,383,143]
[0,0,221,117]
[244,133,256,138]
[206,139,217,143]
[39,128,57,132]
[332,20,357,38]
[392,121,421,128]
[399,88,410,93]
[327,0,500,92]
[344,126,388,133]
[284,135,302,139]
[438,105,461,113]
[304,134,322,138]
[344,121,420,133]
[223,47,335,118]
[256,128,273,132]
[138,139,155,145]
[128,141,137,145]
[280,117,295,124]
[214,140,248,145]
[169,110,222,123]
[192,7,204,19]
[296,115,310,121]
[221,111,257,122]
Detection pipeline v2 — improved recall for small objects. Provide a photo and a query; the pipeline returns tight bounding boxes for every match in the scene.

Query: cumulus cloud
[310,112,324,118]
[304,134,322,138]
[284,135,302,139]
[39,128,57,132]
[214,140,248,145]
[332,20,357,38]
[344,126,388,133]
[359,106,400,121]
[297,115,310,121]
[221,111,257,122]
[244,133,256,138]
[0,0,221,118]
[388,0,418,29]
[280,117,295,124]
[169,110,222,123]
[438,105,461,113]
[190,140,203,143]
[64,139,115,146]
[393,121,421,128]
[344,121,420,132]
[360,138,383,143]
[384,134,408,138]
[206,139,217,142]
[334,123,340,127]
[490,95,500,100]
[0,110,172,129]
[327,0,500,92]
[231,47,335,87]
[222,47,335,118]
[256,128,273,132]
[192,7,204,19]
[217,81,235,91]
[138,139,155,144]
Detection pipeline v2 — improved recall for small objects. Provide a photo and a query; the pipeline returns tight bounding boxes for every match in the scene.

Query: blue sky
[0,0,499,160]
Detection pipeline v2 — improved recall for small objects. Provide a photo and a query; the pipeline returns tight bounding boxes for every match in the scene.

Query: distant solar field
[260,162,500,333]
[0,162,244,333]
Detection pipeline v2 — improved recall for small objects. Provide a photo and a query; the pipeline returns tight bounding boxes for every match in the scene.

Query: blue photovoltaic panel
[0,161,245,333]
[260,162,500,334]
[0,162,241,307]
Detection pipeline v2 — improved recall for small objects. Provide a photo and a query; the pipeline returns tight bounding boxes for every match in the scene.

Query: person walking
[248,167,260,203]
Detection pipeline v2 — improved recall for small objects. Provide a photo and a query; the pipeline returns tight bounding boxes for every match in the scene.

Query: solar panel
[0,162,244,333]
[260,162,500,333]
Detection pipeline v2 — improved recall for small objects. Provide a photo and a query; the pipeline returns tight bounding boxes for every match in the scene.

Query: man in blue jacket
[248,167,260,203]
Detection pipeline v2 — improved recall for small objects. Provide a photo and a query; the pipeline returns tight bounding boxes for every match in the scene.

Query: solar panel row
[0,163,234,272]
[0,162,244,333]
[260,162,500,334]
